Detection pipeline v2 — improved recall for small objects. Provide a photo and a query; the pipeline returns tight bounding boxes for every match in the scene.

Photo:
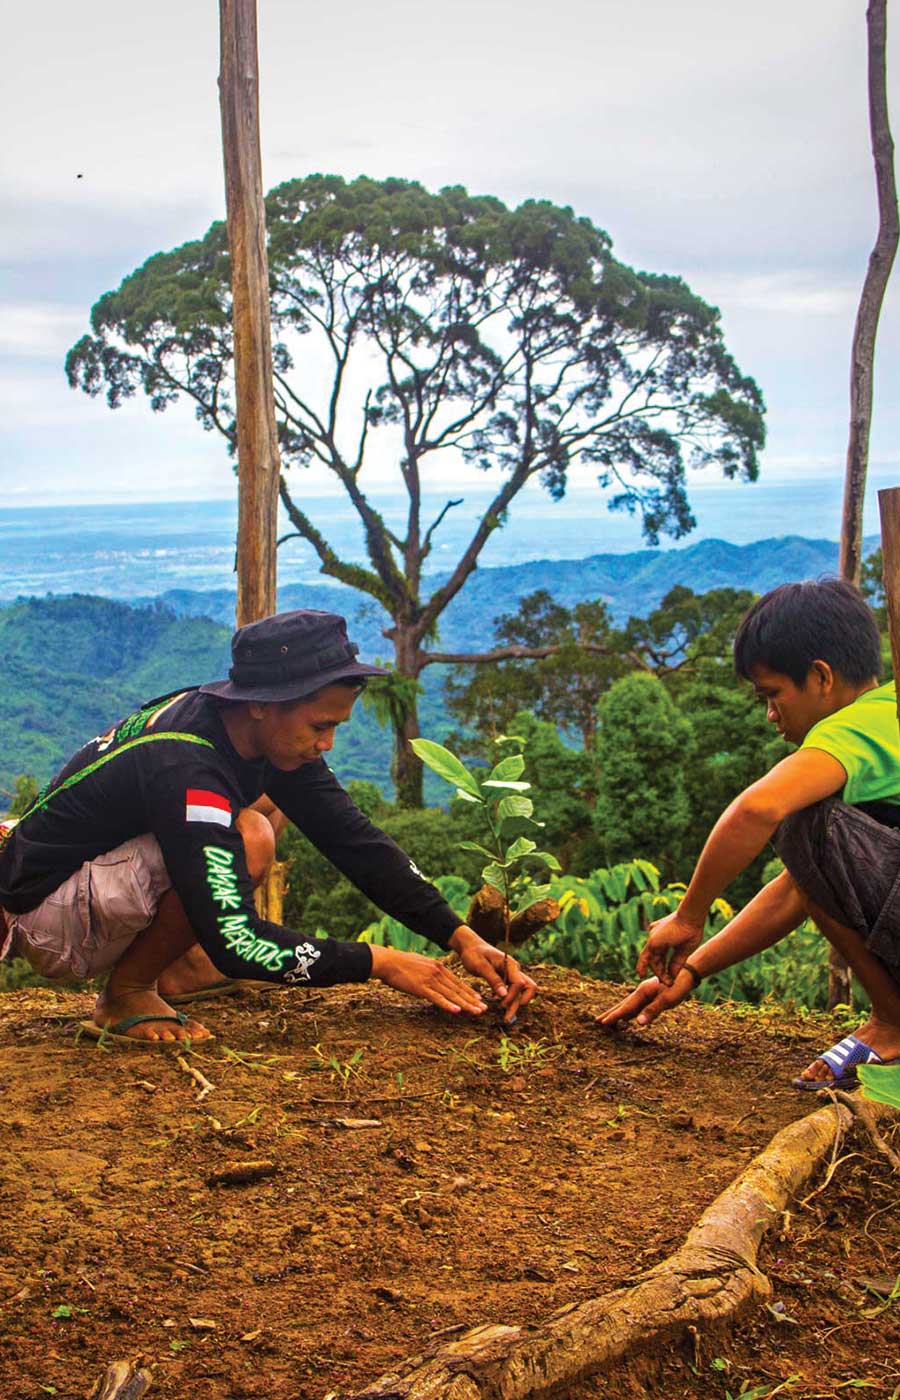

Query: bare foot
[798,1015,900,1084]
[157,943,227,1001]
[93,985,212,1043]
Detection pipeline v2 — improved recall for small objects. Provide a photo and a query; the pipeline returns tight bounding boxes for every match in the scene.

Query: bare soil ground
[0,967,897,1400]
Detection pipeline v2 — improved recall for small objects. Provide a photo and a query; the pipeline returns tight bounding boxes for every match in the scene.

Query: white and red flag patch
[185,788,232,827]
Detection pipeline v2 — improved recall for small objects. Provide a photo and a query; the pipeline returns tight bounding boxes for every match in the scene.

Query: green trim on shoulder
[15,731,217,827]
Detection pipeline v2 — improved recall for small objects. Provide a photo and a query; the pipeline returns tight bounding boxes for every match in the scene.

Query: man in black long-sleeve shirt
[0,610,536,1045]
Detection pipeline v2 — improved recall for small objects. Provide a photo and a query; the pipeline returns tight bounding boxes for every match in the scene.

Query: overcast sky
[1,0,898,507]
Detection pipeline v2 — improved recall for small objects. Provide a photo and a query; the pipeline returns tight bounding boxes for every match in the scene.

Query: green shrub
[518,858,838,1011]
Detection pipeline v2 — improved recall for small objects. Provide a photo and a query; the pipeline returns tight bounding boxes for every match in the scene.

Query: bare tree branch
[422,498,464,559]
[420,641,649,671]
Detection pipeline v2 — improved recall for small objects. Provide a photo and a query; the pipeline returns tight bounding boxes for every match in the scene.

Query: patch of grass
[0,958,68,992]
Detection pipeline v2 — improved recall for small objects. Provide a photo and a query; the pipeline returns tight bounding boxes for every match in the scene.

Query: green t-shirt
[802,681,900,805]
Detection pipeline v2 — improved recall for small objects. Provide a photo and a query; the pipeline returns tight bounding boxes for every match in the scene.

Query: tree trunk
[879,486,900,744]
[840,0,898,586]
[827,948,853,1010]
[392,628,425,809]
[393,704,424,809]
[833,0,898,1009]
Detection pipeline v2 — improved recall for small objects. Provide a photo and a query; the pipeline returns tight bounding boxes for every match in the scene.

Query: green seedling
[447,1037,485,1069]
[496,1036,560,1073]
[50,1304,88,1320]
[410,735,560,955]
[169,1339,191,1354]
[724,1377,801,1400]
[310,1045,365,1088]
[227,1105,265,1129]
[858,1272,900,1317]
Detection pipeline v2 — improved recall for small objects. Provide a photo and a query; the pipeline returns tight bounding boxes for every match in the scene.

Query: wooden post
[839,0,899,587]
[830,0,898,1009]
[218,0,280,626]
[878,487,900,715]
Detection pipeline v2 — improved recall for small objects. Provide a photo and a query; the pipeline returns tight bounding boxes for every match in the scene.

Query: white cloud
[0,304,90,358]
[699,273,859,318]
[1,0,898,506]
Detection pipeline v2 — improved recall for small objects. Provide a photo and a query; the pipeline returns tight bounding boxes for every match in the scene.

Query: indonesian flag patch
[185,789,232,827]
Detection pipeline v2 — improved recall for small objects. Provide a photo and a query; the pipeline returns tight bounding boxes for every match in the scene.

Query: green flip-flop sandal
[77,1011,215,1050]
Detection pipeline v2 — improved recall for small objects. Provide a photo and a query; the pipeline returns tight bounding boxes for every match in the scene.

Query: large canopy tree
[67,175,765,805]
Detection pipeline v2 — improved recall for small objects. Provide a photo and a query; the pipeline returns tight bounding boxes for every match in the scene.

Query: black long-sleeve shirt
[0,690,462,985]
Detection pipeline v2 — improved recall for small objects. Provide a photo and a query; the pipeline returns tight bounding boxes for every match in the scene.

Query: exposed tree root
[830,1089,900,1172]
[355,1096,897,1400]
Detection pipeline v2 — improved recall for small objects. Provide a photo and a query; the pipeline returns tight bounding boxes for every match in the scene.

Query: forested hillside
[0,532,875,797]
[0,596,231,788]
[0,594,443,796]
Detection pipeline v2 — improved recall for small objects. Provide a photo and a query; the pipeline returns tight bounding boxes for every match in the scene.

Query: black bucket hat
[199,609,387,703]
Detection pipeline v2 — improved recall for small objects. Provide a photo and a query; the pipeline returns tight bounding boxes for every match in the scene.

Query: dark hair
[734,579,881,686]
[214,676,368,712]
[276,676,368,709]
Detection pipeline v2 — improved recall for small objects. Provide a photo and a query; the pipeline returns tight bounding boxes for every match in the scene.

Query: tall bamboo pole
[218,0,280,627]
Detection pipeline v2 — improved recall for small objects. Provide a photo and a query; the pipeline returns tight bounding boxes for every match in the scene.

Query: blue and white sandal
[792,1033,900,1091]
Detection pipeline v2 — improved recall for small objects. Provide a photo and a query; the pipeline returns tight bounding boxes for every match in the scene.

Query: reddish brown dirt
[0,967,897,1400]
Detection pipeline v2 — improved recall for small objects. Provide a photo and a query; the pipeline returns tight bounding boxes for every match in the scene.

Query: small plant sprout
[496,1036,560,1073]
[409,735,560,955]
[313,1046,365,1090]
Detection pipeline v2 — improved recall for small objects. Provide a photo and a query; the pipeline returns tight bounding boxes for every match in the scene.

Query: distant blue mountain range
[146,532,876,655]
[0,531,879,796]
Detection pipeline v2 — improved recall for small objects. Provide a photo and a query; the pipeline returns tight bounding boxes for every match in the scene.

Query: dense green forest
[1,539,887,1011]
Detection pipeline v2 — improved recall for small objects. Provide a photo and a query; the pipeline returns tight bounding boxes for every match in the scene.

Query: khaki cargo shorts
[0,835,172,980]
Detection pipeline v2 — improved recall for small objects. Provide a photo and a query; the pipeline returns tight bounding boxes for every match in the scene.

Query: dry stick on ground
[176,1054,216,1101]
[355,1097,898,1400]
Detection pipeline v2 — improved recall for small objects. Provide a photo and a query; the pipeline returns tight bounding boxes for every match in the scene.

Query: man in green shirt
[599,579,900,1089]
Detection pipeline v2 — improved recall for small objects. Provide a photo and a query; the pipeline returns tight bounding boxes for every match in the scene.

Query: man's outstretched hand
[449,924,538,1024]
[368,927,537,1023]
[596,970,695,1029]
[369,945,490,1016]
[636,909,704,986]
